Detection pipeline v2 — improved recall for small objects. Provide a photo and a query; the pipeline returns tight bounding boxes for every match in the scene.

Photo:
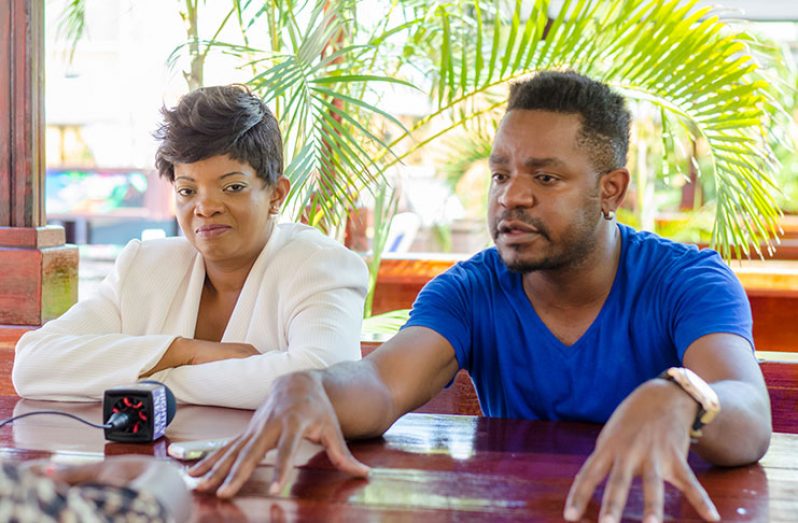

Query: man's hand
[564,379,721,523]
[142,338,259,377]
[188,371,369,498]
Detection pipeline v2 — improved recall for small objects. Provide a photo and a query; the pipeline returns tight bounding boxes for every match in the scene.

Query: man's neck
[522,223,622,311]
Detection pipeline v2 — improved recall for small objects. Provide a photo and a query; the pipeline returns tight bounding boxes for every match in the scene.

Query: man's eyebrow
[487,155,566,168]
[523,157,566,169]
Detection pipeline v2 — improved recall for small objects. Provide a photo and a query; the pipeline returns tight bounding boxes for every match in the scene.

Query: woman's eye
[224,183,246,193]
[176,187,195,197]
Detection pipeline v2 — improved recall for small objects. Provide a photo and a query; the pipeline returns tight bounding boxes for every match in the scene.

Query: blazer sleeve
[148,244,368,409]
[12,241,176,400]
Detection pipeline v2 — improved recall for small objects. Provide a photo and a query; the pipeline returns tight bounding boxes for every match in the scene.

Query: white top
[13,223,368,409]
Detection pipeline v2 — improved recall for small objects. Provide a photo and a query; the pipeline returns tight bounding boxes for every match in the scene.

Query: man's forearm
[315,359,398,439]
[696,380,771,466]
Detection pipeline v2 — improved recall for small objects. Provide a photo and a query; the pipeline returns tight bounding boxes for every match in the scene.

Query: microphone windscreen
[103,381,177,442]
[140,380,176,425]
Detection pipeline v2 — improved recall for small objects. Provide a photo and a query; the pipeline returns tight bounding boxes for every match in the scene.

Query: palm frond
[379,0,787,260]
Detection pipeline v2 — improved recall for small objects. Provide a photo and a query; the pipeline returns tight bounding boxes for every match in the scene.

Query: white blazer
[13,223,368,409]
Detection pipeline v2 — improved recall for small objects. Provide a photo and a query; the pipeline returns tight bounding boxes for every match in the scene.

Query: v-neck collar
[186,225,286,342]
[502,224,626,355]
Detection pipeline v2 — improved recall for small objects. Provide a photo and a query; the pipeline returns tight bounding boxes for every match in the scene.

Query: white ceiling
[696,1,798,20]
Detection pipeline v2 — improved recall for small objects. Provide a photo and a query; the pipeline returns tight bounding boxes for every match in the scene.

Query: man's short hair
[155,84,283,185]
[507,71,630,172]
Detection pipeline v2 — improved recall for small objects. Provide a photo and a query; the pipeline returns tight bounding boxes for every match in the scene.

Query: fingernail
[710,508,720,521]
[268,481,280,495]
[601,516,617,523]
[644,515,658,523]
[564,507,579,521]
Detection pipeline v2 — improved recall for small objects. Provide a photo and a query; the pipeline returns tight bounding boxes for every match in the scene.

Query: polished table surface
[0,396,796,522]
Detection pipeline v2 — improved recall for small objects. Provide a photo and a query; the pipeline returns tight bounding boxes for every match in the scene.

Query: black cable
[0,410,112,430]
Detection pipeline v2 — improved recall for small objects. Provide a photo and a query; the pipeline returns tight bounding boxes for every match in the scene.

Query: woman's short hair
[154,84,283,185]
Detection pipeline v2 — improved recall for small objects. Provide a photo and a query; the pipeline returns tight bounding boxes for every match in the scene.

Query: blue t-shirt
[404,224,752,422]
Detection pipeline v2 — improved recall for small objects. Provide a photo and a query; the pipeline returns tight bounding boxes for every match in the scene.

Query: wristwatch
[658,367,720,441]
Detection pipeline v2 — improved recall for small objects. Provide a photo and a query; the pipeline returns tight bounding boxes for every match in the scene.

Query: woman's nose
[194,191,224,216]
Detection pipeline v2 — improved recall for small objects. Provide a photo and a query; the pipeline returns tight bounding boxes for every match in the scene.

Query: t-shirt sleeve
[402,265,474,370]
[669,250,753,360]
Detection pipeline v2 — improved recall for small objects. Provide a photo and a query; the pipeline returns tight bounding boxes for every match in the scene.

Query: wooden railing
[374,256,798,353]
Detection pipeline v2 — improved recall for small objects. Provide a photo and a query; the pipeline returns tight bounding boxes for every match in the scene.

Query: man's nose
[498,176,534,208]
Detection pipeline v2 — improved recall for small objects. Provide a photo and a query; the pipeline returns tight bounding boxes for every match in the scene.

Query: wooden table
[0,396,796,522]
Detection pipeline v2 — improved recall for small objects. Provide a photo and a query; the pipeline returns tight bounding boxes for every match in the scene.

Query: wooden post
[0,0,78,340]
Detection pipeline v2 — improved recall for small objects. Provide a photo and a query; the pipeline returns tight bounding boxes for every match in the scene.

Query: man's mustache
[493,210,550,241]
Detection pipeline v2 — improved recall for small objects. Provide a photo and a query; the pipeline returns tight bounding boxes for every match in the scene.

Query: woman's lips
[195,224,232,238]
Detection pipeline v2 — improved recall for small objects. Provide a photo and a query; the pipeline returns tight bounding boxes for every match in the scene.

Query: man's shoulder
[449,247,504,276]
[620,224,722,270]
[428,248,507,291]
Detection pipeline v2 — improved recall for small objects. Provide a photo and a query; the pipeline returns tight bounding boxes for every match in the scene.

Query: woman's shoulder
[273,223,358,259]
[115,237,197,272]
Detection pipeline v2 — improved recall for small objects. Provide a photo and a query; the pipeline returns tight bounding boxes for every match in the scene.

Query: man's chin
[499,251,545,273]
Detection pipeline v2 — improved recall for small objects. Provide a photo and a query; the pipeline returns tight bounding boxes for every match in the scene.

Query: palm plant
[58,0,789,260]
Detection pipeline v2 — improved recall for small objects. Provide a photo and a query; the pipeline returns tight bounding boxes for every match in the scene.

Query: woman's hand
[142,338,259,377]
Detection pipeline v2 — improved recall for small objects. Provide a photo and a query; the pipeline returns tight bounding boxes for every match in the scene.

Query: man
[189,71,771,522]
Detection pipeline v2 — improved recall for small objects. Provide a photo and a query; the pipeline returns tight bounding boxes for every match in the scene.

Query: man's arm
[684,333,771,464]
[565,333,771,523]
[189,326,460,497]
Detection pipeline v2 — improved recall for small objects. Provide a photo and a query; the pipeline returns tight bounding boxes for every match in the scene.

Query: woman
[12,85,368,409]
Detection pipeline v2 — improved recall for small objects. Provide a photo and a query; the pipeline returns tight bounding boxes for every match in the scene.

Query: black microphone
[102,380,177,442]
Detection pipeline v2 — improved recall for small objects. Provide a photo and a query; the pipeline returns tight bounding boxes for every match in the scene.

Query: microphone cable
[0,410,129,430]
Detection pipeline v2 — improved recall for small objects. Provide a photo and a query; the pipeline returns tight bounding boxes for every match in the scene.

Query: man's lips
[195,224,232,237]
[497,220,540,235]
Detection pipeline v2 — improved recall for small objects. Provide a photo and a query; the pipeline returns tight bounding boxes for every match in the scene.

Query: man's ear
[599,168,630,213]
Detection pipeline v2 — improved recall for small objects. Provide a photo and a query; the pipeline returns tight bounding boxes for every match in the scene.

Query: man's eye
[176,187,195,197]
[491,173,508,183]
[537,174,558,184]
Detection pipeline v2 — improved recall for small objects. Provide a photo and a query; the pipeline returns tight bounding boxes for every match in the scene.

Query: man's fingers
[320,425,370,478]
[670,460,720,521]
[189,438,238,477]
[642,462,664,523]
[216,425,282,498]
[193,435,254,492]
[598,461,634,523]
[269,423,309,495]
[564,452,611,521]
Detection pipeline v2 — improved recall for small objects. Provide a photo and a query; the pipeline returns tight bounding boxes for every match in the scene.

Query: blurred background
[42,0,798,299]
